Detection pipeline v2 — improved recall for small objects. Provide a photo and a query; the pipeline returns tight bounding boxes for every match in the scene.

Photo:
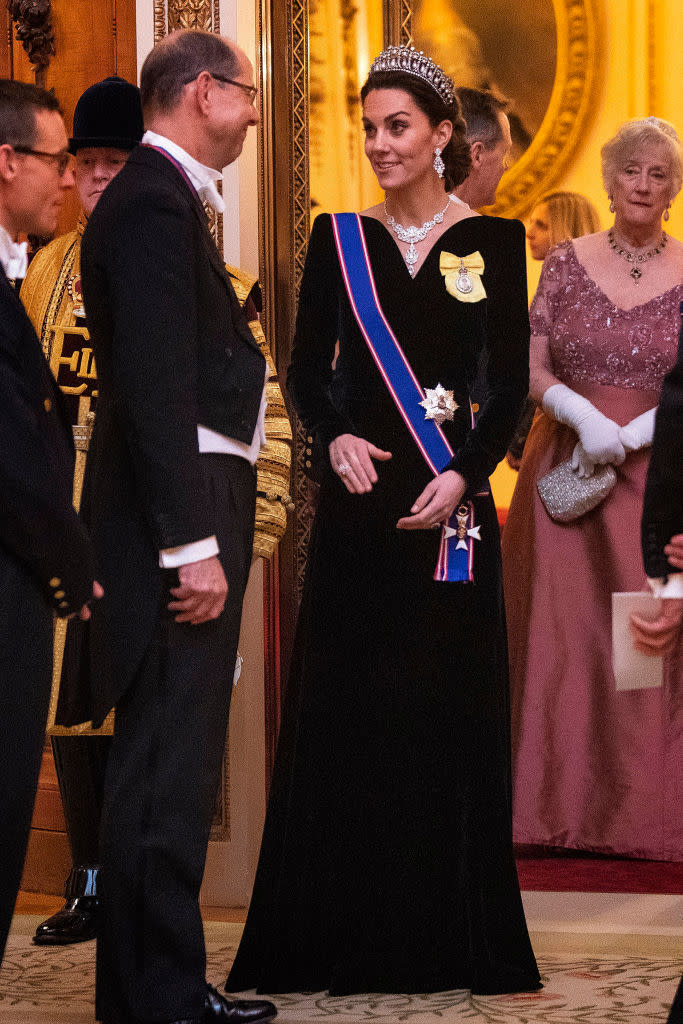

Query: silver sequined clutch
[537,459,617,523]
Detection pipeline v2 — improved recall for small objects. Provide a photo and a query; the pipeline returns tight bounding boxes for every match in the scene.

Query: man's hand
[664,534,683,570]
[78,580,104,621]
[168,555,228,625]
[630,598,683,656]
[397,469,466,530]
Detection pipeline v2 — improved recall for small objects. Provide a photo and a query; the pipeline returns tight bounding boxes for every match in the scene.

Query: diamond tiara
[367,45,455,108]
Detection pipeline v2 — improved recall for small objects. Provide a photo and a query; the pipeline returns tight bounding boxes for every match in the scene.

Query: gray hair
[454,86,509,150]
[601,117,682,200]
[140,29,239,115]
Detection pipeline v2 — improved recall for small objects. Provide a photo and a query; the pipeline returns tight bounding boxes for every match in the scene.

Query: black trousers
[95,455,256,1024]
[52,734,110,867]
[0,555,53,962]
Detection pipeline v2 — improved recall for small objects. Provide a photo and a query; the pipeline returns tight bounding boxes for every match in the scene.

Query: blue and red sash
[331,212,480,583]
[142,143,197,194]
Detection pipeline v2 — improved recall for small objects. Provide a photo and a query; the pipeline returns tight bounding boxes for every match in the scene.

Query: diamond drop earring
[609,197,615,214]
[433,147,445,179]
[664,204,670,222]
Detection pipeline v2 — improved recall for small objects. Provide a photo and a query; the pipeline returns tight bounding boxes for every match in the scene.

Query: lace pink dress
[502,241,682,860]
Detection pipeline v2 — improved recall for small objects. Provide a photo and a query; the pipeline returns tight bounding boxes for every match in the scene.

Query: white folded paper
[612,591,663,691]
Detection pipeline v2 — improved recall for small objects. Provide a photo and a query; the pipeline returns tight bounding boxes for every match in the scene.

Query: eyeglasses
[207,73,258,105]
[12,145,72,176]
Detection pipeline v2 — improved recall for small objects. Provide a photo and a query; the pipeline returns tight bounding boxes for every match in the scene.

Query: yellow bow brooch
[440,250,486,303]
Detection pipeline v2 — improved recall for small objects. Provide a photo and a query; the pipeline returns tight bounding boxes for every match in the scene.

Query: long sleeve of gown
[287,216,356,452]
[446,218,530,494]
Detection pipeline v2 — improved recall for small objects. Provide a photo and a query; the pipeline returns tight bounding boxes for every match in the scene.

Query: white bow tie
[6,240,28,281]
[197,180,225,215]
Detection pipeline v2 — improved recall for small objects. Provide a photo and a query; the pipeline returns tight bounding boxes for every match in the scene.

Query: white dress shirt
[0,223,28,281]
[142,132,267,568]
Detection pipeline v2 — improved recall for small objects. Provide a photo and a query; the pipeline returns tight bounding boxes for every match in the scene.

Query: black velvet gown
[227,213,541,996]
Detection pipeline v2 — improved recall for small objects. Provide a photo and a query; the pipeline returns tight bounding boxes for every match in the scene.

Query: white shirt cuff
[647,573,683,599]
[159,536,219,568]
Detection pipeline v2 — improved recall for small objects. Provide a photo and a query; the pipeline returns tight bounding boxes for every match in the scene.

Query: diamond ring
[337,463,350,476]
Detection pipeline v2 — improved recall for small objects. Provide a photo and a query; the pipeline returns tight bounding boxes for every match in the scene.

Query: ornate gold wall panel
[383,0,412,45]
[257,0,312,613]
[288,0,315,606]
[153,0,219,41]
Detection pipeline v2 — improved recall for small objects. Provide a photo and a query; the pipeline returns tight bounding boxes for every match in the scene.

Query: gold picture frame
[384,0,603,217]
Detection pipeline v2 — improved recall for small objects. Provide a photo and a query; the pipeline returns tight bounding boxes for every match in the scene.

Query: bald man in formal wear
[79,30,277,1024]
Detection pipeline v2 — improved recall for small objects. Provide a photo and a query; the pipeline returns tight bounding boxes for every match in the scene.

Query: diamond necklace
[608,227,667,284]
[384,194,464,276]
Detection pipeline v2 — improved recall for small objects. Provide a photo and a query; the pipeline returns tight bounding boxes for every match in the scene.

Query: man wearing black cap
[20,75,143,946]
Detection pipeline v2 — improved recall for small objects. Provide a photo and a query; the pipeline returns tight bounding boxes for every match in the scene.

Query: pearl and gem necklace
[607,227,667,284]
[384,193,468,276]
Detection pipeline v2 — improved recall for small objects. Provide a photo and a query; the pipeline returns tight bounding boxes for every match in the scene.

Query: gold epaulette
[224,265,294,559]
[224,262,258,307]
[252,316,293,558]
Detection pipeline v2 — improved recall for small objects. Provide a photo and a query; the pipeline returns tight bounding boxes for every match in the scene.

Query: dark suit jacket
[79,145,265,725]
[0,269,95,617]
[0,268,95,961]
[641,302,683,579]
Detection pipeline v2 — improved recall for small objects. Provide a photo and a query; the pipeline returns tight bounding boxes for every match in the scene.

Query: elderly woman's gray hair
[601,117,682,201]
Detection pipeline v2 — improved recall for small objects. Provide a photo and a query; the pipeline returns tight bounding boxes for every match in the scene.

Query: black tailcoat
[0,269,95,960]
[79,144,264,1021]
[80,145,265,725]
[641,303,683,578]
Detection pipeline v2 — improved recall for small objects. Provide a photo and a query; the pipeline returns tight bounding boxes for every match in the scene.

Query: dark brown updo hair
[360,70,471,193]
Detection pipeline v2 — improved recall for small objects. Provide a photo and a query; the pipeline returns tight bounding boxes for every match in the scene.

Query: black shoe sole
[33,932,97,945]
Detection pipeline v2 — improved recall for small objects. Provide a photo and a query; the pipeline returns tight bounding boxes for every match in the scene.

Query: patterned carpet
[0,919,681,1023]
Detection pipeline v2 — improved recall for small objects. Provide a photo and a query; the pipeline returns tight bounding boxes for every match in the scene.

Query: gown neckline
[566,240,682,315]
[359,212,482,283]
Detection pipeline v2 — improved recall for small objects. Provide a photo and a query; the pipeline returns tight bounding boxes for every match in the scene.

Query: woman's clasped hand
[396,469,466,529]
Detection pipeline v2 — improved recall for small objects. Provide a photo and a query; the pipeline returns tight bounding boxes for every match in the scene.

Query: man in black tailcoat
[631,303,683,654]
[630,305,682,1023]
[79,29,276,1024]
[0,79,98,964]
[21,74,144,949]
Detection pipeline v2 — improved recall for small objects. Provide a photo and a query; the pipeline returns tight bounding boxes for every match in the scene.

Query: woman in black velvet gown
[228,47,540,998]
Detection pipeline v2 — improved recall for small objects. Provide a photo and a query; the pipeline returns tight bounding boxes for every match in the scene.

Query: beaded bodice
[529,241,681,391]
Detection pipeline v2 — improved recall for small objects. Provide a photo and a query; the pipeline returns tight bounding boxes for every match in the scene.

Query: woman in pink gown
[503,117,683,860]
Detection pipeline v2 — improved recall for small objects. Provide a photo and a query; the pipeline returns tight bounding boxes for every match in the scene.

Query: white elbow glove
[619,407,656,453]
[542,383,626,478]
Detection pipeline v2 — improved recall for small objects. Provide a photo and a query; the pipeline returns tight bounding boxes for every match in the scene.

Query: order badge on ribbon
[435,503,481,582]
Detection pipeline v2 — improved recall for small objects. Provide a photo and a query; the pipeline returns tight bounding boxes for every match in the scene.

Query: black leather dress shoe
[33,864,100,945]
[205,984,276,1022]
